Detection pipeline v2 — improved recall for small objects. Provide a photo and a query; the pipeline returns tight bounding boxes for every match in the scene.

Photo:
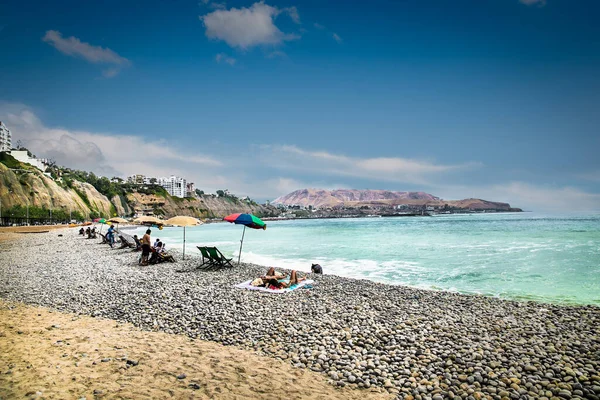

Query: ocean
[126,212,600,306]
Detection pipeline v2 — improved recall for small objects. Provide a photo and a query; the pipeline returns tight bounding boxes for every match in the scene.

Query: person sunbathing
[266,270,306,289]
[261,267,287,281]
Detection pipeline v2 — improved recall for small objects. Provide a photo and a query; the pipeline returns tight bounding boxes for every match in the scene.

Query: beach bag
[251,278,264,287]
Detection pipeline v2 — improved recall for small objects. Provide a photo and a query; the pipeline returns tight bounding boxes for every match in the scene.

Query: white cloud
[215,52,236,65]
[259,145,475,186]
[519,0,546,6]
[332,33,342,43]
[42,30,131,77]
[436,182,600,212]
[313,23,325,30]
[282,6,300,24]
[0,104,221,180]
[200,2,300,49]
[200,0,226,9]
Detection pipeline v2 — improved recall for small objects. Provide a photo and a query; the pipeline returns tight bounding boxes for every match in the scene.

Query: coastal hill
[0,153,279,221]
[273,188,521,212]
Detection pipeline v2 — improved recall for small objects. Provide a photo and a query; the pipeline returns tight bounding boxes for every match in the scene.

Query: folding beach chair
[196,246,215,270]
[119,234,135,249]
[206,246,234,269]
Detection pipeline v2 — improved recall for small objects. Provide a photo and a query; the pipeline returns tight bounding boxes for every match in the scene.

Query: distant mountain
[273,188,440,208]
[272,188,521,212]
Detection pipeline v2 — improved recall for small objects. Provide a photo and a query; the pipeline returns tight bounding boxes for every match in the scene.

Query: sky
[1,0,599,211]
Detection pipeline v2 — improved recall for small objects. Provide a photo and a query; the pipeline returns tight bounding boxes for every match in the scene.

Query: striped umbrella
[223,213,266,265]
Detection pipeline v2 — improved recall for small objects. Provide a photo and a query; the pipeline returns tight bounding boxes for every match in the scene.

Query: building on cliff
[127,174,150,185]
[186,182,195,198]
[127,173,189,198]
[158,175,186,198]
[0,121,11,152]
[8,150,49,171]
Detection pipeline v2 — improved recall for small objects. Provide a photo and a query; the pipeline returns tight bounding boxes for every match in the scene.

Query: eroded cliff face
[1,160,281,220]
[126,192,279,219]
[0,163,112,217]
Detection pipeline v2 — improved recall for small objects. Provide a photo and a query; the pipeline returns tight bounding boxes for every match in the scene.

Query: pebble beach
[1,227,599,399]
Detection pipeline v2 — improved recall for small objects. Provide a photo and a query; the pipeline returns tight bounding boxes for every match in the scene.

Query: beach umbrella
[94,217,108,233]
[108,217,128,233]
[164,216,203,260]
[134,216,163,224]
[223,213,267,265]
[134,215,164,231]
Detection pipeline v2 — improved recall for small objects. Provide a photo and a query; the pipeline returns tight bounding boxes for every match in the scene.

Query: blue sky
[1,0,599,211]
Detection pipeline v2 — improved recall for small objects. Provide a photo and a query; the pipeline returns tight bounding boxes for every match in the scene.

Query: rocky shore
[1,228,599,399]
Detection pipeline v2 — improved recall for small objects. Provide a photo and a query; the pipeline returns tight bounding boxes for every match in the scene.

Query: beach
[1,227,599,399]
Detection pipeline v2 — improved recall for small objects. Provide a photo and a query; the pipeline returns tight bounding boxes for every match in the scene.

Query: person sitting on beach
[85,227,91,238]
[153,238,160,249]
[133,235,142,251]
[311,263,323,274]
[266,270,306,289]
[79,227,85,235]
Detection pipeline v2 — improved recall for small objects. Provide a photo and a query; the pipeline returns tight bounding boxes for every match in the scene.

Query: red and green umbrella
[223,213,266,265]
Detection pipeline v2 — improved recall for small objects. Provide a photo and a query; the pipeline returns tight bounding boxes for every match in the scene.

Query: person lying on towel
[251,270,306,289]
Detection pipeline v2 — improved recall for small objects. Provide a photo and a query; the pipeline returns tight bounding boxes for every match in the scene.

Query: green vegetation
[2,204,85,222]
[72,186,91,208]
[136,184,169,197]
[0,153,22,169]
[61,170,125,199]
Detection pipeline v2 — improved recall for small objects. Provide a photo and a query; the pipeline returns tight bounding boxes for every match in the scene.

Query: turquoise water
[127,213,600,305]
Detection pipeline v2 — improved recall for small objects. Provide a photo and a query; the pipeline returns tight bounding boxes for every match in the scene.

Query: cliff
[0,161,113,218]
[272,188,521,212]
[0,155,279,220]
[126,192,279,219]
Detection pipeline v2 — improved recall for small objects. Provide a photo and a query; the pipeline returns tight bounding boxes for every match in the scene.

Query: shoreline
[1,227,599,399]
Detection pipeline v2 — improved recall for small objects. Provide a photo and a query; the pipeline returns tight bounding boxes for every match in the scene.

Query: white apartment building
[0,121,12,152]
[127,174,188,198]
[8,150,49,171]
[158,175,186,198]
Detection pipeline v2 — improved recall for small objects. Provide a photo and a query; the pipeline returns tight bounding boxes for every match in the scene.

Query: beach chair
[119,234,135,249]
[196,246,215,270]
[133,236,142,251]
[206,246,233,269]
[158,251,176,263]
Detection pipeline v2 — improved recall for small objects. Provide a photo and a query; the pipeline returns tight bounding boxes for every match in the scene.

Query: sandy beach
[0,300,388,399]
[1,226,599,400]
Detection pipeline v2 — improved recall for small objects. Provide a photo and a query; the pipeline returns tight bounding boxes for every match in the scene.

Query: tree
[195,189,204,196]
[150,177,157,184]
[216,190,225,197]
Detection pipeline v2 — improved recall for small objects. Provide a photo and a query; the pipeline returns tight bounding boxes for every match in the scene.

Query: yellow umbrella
[134,216,164,225]
[164,216,203,260]
[108,217,128,224]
